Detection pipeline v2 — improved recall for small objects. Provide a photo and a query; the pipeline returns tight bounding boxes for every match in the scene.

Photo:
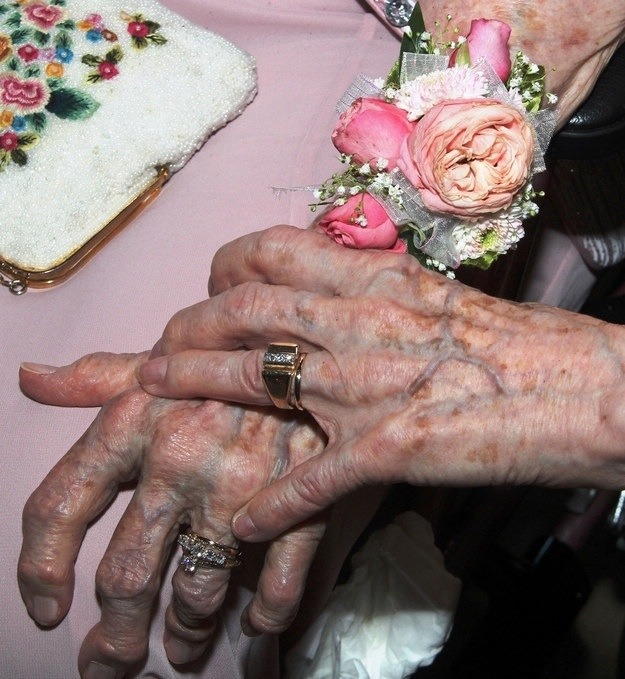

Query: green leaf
[47,77,63,90]
[25,111,47,133]
[86,72,102,84]
[46,87,100,120]
[400,4,426,58]
[55,30,72,48]
[24,64,41,78]
[5,12,22,29]
[56,20,75,30]
[10,27,31,44]
[0,149,10,172]
[5,55,19,71]
[0,5,10,17]
[33,30,50,46]
[132,36,148,50]
[144,21,161,32]
[17,132,40,150]
[81,54,101,68]
[385,4,427,87]
[464,252,500,269]
[148,33,167,46]
[105,45,123,64]
[10,148,27,166]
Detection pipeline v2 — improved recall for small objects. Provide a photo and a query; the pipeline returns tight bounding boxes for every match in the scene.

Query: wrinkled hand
[138,226,625,545]
[18,352,326,677]
[421,0,625,125]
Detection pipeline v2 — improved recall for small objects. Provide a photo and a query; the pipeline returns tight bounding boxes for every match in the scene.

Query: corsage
[312,6,557,275]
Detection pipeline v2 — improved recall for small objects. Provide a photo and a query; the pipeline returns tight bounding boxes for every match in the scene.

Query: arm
[138,225,625,535]
[420,0,625,125]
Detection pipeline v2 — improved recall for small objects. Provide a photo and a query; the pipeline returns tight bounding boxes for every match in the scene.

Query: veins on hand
[407,286,506,400]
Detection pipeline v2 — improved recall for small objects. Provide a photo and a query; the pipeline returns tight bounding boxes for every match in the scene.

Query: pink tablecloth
[0,1,594,677]
[0,2,399,676]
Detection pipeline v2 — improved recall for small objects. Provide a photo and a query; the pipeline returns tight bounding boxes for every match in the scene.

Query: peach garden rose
[310,7,552,272]
[398,97,535,217]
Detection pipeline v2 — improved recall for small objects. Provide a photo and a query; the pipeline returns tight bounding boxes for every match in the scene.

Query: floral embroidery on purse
[0,0,166,170]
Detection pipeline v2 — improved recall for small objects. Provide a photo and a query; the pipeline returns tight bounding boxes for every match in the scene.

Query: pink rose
[0,74,50,113]
[318,192,406,252]
[398,98,534,217]
[24,3,64,31]
[449,19,512,83]
[332,97,415,170]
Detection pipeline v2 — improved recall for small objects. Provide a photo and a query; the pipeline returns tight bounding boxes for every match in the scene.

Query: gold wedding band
[177,529,243,574]
[262,342,307,411]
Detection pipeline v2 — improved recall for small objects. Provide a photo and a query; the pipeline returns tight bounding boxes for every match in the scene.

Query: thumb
[19,351,150,407]
[231,448,359,542]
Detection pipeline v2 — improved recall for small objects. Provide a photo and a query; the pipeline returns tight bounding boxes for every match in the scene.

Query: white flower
[394,67,488,120]
[359,163,371,175]
[453,216,524,261]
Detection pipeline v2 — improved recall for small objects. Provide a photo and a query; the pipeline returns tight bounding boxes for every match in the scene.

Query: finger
[18,392,145,627]
[77,485,182,678]
[19,351,150,407]
[152,281,334,357]
[232,446,363,543]
[208,224,414,297]
[164,522,239,665]
[137,348,338,419]
[241,517,326,636]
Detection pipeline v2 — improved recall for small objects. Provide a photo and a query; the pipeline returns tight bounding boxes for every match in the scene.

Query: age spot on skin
[466,444,499,466]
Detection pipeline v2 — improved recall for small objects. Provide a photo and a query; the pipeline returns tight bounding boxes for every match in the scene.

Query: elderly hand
[18,352,327,677]
[420,0,625,125]
[137,226,625,546]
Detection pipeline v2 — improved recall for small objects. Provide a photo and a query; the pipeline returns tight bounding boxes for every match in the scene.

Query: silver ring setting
[177,529,242,574]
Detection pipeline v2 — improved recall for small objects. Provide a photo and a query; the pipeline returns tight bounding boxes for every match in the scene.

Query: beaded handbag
[0,0,256,293]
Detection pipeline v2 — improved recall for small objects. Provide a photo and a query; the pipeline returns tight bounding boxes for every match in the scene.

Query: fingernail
[137,356,167,386]
[232,513,256,540]
[32,596,60,625]
[83,661,119,679]
[165,638,196,665]
[148,338,163,359]
[20,362,59,375]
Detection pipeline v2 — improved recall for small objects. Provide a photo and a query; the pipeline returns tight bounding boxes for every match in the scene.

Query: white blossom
[394,67,488,120]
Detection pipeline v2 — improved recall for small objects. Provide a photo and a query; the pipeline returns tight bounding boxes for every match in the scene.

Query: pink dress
[0,1,594,677]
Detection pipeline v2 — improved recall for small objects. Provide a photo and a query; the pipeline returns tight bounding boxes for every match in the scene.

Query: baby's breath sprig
[507,50,550,113]
[310,157,403,211]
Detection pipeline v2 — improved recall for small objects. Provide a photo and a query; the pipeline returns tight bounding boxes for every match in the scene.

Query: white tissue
[285,511,461,679]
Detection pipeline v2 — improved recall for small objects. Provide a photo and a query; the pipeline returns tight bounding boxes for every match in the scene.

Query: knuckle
[249,597,298,635]
[173,577,228,624]
[89,623,149,667]
[95,550,158,602]
[18,554,70,590]
[224,281,269,322]
[289,468,330,512]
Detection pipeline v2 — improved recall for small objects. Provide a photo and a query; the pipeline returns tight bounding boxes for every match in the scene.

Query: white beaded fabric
[0,0,257,272]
